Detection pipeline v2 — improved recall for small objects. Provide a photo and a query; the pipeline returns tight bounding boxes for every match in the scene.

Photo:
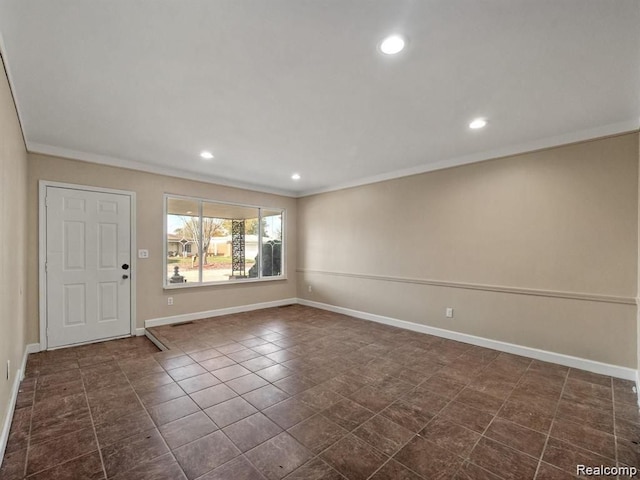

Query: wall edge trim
[25,344,41,357]
[144,298,298,328]
[297,298,637,381]
[144,330,168,351]
[298,269,636,305]
[0,373,20,465]
[0,343,39,464]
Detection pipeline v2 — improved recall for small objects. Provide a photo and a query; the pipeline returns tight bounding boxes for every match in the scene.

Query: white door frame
[39,180,137,350]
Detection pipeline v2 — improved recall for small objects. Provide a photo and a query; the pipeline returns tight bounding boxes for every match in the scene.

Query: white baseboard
[298,299,637,381]
[135,328,145,336]
[22,344,40,381]
[140,295,637,381]
[1,343,38,465]
[144,298,298,328]
[0,373,20,465]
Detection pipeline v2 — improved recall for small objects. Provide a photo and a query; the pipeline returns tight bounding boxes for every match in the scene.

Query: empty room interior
[1,1,640,479]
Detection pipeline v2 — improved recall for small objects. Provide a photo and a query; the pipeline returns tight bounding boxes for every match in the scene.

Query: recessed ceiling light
[200,151,214,159]
[469,118,488,129]
[379,35,405,55]
[291,173,301,180]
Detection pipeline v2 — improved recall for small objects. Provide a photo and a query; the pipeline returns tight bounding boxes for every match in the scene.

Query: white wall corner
[297,298,638,381]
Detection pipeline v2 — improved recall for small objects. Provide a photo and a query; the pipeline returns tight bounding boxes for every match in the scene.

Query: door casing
[39,180,137,350]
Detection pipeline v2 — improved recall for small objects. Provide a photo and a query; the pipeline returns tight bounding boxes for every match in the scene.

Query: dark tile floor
[2,305,639,479]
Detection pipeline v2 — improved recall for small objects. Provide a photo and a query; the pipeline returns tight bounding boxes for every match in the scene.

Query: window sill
[163,275,288,290]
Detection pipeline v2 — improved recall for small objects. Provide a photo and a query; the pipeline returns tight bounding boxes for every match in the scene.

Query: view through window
[165,196,284,286]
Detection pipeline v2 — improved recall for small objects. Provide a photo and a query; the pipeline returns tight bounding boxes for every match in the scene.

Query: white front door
[46,186,132,348]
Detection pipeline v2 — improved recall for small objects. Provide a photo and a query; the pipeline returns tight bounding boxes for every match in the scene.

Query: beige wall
[27,154,297,343]
[18,110,640,371]
[0,57,28,444]
[298,133,639,368]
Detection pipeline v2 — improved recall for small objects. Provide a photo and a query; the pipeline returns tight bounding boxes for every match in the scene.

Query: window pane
[201,202,259,283]
[259,209,283,278]
[167,198,200,284]
[165,196,284,286]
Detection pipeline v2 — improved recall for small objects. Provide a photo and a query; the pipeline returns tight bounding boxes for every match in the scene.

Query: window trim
[163,193,286,289]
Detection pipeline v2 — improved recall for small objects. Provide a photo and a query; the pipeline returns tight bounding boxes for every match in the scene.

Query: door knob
[122,264,130,270]
[122,274,129,279]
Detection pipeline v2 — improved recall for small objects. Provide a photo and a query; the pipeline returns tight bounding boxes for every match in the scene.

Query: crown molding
[299,121,640,197]
[24,122,640,200]
[27,142,298,198]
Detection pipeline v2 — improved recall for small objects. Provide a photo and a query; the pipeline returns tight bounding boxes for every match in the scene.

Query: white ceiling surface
[0,1,638,197]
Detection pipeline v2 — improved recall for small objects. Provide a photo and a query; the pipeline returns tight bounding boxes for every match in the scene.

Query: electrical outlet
[308,285,312,293]
[138,249,149,259]
[167,297,174,306]
[445,307,454,318]
[6,360,9,380]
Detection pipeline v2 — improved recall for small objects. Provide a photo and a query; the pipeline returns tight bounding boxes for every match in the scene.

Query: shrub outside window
[165,195,284,287]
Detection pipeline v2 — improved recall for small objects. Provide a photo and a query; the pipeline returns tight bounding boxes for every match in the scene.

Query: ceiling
[0,1,638,197]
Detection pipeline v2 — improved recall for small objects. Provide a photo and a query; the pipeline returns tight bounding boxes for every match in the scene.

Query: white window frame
[163,193,286,289]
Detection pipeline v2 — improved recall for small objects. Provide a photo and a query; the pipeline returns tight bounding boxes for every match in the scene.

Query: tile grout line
[611,376,619,472]
[21,373,37,478]
[361,344,524,478]
[25,357,108,477]
[293,337,495,478]
[532,366,571,479]
[446,356,533,479]
[196,340,288,480]
[153,332,301,479]
[23,309,628,480]
[79,364,109,480]
[210,327,337,480]
[171,318,396,473]
[358,370,441,480]
[283,375,398,478]
[545,375,620,468]
[121,354,191,479]
[231,339,422,479]
[262,366,359,478]
[306,347,470,480]
[160,315,547,479]
[471,359,561,476]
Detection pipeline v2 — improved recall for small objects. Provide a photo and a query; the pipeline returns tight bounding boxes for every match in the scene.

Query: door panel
[46,187,131,348]
[98,282,118,322]
[98,223,118,268]
[63,284,86,326]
